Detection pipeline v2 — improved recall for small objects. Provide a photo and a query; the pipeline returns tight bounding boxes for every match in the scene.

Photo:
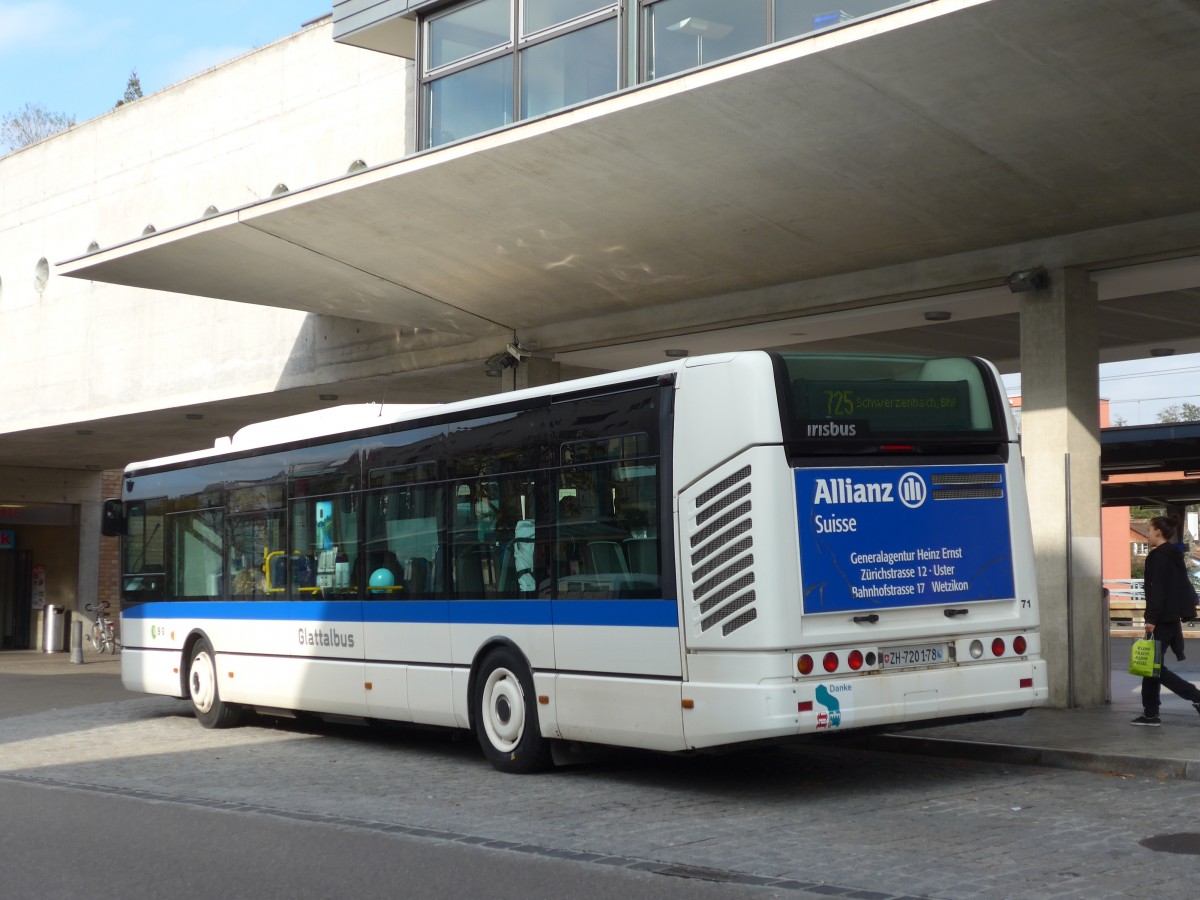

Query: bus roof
[123,353,719,473]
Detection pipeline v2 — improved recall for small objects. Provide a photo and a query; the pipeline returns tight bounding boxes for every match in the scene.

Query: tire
[186,637,243,729]
[89,626,104,653]
[472,647,552,774]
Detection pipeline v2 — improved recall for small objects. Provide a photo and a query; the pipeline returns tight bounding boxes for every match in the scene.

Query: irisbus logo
[806,421,856,438]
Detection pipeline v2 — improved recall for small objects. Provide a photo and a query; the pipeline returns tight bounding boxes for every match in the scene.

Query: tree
[0,102,75,152]
[115,69,144,108]
[1156,402,1200,424]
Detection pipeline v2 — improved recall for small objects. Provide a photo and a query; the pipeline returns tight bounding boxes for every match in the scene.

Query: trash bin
[42,605,66,653]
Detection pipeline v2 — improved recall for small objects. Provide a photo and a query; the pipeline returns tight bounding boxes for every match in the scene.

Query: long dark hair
[1150,514,1182,544]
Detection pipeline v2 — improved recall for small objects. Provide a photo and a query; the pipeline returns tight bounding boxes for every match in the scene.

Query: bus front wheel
[187,637,243,729]
[473,648,551,774]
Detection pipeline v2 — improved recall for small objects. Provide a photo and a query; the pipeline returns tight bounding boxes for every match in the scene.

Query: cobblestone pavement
[4,696,1200,900]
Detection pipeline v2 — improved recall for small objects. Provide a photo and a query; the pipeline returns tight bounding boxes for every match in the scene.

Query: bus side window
[169,508,224,599]
[363,479,444,600]
[227,510,284,600]
[122,499,166,602]
[557,455,660,600]
[290,496,358,598]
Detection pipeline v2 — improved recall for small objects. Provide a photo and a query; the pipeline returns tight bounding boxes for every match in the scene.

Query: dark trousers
[1141,622,1200,715]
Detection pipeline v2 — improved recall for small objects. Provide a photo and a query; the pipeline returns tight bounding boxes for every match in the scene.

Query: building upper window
[643,0,899,80]
[419,0,906,149]
[422,0,619,149]
[643,0,767,78]
[428,0,512,70]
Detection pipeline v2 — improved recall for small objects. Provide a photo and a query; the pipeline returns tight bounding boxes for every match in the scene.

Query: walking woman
[1132,514,1200,726]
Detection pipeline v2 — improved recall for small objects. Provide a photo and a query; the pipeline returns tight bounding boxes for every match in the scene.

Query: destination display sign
[798,379,971,432]
[795,465,1015,614]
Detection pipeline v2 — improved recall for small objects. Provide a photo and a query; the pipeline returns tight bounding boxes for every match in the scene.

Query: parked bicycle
[85,600,121,654]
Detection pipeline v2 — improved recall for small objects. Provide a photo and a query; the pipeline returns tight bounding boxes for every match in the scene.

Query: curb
[860,732,1200,781]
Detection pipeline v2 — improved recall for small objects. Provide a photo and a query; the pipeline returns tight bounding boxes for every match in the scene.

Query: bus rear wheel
[187,637,243,729]
[473,647,551,774]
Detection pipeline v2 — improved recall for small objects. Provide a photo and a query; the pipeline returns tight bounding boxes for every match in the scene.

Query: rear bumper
[681,657,1047,749]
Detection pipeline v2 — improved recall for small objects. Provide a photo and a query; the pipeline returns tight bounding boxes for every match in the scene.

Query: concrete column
[77,490,102,636]
[1019,268,1105,707]
[501,356,561,392]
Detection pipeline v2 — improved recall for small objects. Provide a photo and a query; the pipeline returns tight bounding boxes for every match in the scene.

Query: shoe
[1193,703,1200,717]
[1131,715,1161,726]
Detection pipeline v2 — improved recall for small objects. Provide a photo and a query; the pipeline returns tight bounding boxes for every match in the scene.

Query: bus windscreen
[774,353,1002,441]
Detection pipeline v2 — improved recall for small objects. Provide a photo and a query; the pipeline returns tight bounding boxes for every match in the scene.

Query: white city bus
[105,351,1046,772]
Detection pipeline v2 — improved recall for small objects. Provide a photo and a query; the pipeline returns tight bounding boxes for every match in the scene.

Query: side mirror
[101,498,126,536]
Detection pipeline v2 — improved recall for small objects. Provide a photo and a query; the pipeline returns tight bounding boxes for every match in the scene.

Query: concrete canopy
[59,0,1200,374]
[30,0,1200,476]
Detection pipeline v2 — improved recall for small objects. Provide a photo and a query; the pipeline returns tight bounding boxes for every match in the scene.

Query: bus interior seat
[589,541,631,589]
[454,544,493,597]
[624,537,658,575]
[268,553,316,590]
[498,543,517,593]
[498,520,536,594]
[291,554,316,587]
[431,545,445,593]
[407,556,431,594]
[267,554,287,590]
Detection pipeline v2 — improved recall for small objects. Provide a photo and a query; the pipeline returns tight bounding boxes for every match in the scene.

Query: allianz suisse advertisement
[795,465,1015,614]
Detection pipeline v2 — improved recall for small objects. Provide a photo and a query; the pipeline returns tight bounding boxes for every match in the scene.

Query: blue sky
[0,1,324,125]
[1004,353,1200,427]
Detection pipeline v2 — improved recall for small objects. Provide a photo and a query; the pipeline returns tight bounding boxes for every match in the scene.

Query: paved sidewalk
[0,649,123,676]
[3,648,1200,780]
[866,700,1200,782]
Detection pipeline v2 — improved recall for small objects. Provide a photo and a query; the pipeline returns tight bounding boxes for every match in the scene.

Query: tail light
[795,647,880,676]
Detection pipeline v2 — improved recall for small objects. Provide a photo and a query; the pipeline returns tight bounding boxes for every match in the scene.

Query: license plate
[881,644,946,667]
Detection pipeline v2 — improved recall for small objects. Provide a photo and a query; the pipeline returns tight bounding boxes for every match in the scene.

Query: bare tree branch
[1,102,75,152]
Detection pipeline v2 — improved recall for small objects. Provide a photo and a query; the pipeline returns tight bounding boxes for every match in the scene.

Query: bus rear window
[773,353,1003,444]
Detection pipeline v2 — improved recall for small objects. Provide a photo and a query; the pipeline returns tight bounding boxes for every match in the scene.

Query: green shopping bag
[1129,637,1162,678]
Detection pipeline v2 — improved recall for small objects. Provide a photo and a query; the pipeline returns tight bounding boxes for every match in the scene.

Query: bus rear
[671,352,1046,748]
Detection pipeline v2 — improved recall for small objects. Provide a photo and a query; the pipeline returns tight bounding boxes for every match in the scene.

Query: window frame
[419,0,623,149]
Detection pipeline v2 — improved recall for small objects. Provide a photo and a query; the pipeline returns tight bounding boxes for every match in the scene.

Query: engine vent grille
[690,466,756,636]
[933,487,1004,500]
[930,472,1004,501]
[932,472,1001,485]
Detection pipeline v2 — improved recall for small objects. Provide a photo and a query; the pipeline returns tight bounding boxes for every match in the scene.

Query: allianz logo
[812,472,927,509]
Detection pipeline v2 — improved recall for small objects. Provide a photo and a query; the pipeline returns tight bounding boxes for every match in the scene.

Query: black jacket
[1144,542,1196,626]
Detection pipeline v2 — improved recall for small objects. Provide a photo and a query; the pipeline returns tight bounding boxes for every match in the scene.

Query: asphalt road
[0,667,128,719]
[0,779,794,900]
[2,641,1200,899]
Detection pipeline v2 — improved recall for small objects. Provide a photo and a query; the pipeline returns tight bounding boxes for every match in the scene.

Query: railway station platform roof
[1102,422,1200,507]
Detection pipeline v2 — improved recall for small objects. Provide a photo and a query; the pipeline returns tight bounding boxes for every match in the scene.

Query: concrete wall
[0,20,411,436]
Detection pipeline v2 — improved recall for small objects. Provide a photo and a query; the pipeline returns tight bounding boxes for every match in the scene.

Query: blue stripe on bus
[123,599,679,628]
